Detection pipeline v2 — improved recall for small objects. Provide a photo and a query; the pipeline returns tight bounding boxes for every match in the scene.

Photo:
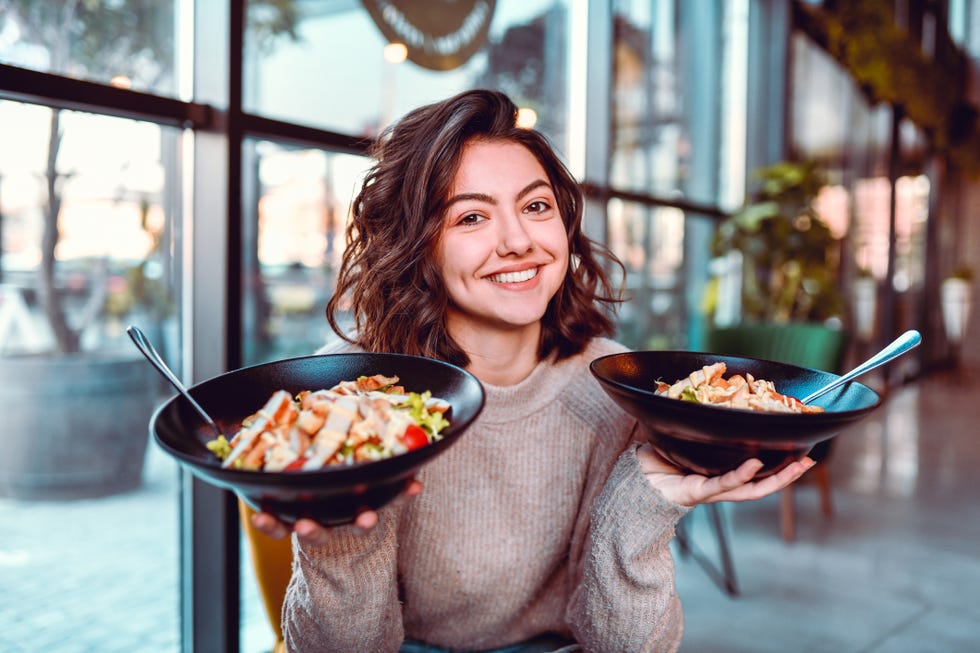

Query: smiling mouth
[488,267,538,284]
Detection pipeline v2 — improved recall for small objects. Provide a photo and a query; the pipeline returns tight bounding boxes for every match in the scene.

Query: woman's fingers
[640,442,818,505]
[250,511,375,544]
[701,457,816,503]
[354,510,379,531]
[290,510,378,544]
[405,479,423,496]
[251,511,291,539]
[249,478,423,543]
[289,518,325,544]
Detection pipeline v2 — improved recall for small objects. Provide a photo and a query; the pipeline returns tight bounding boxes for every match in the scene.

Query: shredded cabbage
[206,435,232,459]
[401,391,450,437]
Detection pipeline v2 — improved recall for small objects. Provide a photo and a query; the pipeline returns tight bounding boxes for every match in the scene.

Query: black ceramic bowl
[150,353,485,525]
[590,350,881,478]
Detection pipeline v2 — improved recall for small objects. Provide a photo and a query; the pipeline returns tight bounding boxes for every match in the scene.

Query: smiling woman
[248,89,814,653]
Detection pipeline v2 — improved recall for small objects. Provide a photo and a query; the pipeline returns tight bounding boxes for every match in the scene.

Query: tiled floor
[2,362,978,652]
[675,363,980,653]
[0,426,273,653]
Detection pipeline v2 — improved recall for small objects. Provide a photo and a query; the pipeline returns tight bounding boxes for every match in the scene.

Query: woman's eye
[457,212,486,226]
[524,200,552,214]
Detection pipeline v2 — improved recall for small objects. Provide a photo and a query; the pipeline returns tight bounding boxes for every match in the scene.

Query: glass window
[853,174,930,292]
[789,33,894,167]
[790,30,933,350]
[608,1,739,349]
[948,0,980,56]
[240,139,371,366]
[610,1,737,207]
[243,0,573,152]
[0,1,179,97]
[0,100,181,651]
[607,198,690,350]
[610,2,686,196]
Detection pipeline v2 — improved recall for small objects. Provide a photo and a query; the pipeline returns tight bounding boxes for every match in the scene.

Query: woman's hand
[250,479,423,545]
[636,444,815,507]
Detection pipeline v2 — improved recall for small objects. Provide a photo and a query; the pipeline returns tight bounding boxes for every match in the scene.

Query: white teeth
[489,268,538,284]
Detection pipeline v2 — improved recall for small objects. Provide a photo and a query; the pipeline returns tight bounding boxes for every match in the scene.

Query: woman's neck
[449,320,542,387]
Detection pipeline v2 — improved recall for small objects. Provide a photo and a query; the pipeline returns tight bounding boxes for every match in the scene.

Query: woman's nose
[495,213,534,256]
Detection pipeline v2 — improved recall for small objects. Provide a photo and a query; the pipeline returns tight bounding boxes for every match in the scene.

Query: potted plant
[941,265,974,352]
[707,160,846,330]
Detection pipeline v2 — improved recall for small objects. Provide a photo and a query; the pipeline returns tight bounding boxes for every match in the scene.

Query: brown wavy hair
[327,89,624,367]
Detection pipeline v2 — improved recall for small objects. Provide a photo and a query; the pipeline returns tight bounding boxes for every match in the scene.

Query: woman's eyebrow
[445,191,496,207]
[516,179,551,201]
[445,179,552,208]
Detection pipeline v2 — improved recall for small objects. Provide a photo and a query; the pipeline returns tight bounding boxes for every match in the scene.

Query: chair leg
[779,463,833,542]
[675,514,691,557]
[707,503,739,596]
[673,507,739,596]
[814,463,833,518]
[780,485,795,542]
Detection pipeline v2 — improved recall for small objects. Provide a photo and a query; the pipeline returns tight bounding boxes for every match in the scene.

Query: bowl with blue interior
[150,352,485,526]
[590,350,880,478]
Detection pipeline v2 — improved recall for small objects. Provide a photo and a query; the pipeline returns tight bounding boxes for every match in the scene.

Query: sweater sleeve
[566,443,691,653]
[281,505,404,653]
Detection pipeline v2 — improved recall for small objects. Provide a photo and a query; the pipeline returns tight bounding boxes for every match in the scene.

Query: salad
[206,374,451,471]
[654,362,824,414]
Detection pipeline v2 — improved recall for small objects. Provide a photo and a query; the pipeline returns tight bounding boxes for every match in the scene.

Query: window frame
[0,3,372,650]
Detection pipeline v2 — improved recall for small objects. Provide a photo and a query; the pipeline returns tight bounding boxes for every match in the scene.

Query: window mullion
[184,1,240,652]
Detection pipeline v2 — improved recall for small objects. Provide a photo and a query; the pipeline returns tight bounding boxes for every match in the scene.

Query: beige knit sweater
[283,338,690,652]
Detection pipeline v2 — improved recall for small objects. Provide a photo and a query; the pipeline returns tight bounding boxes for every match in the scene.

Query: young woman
[252,89,814,653]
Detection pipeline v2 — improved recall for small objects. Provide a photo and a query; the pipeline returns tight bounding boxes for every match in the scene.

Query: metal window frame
[0,3,372,652]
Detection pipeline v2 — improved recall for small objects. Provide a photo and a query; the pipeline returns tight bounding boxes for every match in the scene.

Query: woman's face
[437,139,569,341]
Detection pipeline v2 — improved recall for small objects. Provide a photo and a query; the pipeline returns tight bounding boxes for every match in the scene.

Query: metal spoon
[801,329,922,405]
[127,325,223,438]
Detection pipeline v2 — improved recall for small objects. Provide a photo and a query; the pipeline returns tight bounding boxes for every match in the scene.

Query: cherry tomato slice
[400,424,429,451]
[284,457,308,471]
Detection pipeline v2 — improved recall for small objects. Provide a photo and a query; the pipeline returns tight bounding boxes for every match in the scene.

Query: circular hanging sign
[362,0,497,71]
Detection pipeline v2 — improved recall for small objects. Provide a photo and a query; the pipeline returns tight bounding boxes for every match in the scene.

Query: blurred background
[1,1,978,651]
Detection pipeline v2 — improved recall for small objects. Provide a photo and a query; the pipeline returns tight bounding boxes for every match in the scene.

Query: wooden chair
[239,500,293,653]
[704,322,848,542]
[779,439,834,541]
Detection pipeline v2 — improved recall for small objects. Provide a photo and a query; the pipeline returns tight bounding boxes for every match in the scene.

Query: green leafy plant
[710,161,845,324]
[796,0,980,176]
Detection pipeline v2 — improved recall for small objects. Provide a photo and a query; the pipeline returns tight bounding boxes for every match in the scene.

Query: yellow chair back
[239,500,293,653]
